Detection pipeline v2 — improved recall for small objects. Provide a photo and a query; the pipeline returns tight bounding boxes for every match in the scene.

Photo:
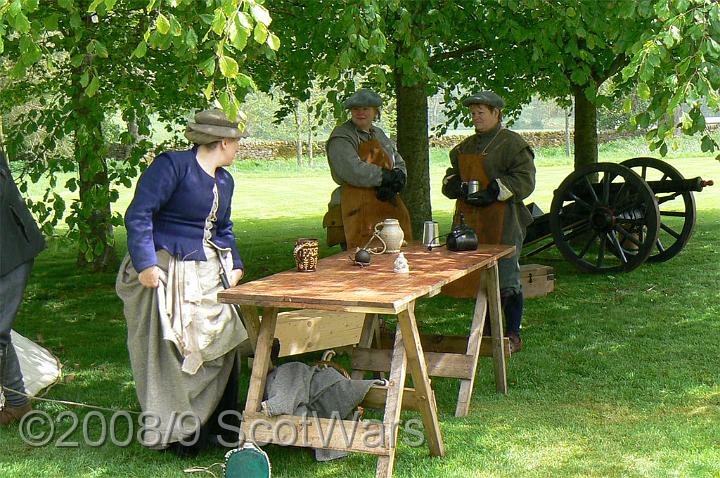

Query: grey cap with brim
[342,89,383,109]
[184,108,245,144]
[462,91,505,109]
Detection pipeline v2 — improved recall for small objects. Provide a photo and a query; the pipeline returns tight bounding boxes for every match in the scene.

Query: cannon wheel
[620,157,696,262]
[549,162,660,273]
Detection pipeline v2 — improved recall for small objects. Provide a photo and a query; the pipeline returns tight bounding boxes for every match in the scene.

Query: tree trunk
[565,106,572,158]
[0,113,6,157]
[294,100,302,166]
[395,77,431,239]
[72,74,117,271]
[307,125,314,166]
[573,89,598,170]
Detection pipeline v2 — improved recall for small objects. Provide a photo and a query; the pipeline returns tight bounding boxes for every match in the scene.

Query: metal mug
[467,180,481,195]
[422,221,440,247]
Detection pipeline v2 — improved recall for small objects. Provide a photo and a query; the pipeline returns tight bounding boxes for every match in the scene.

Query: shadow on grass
[2,210,719,477]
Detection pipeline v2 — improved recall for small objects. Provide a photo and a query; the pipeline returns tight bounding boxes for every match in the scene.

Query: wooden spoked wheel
[549,162,660,273]
[620,157,696,262]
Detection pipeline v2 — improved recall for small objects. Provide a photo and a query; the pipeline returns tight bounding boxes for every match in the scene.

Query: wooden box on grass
[520,264,554,298]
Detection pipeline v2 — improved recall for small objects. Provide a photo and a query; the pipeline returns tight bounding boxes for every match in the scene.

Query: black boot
[502,290,524,353]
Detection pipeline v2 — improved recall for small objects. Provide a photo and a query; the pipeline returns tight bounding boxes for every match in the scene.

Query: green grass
[1,141,720,477]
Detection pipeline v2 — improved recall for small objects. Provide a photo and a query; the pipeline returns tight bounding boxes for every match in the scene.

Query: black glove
[464,179,500,207]
[376,168,405,201]
[376,183,395,201]
[390,168,406,193]
[441,168,466,199]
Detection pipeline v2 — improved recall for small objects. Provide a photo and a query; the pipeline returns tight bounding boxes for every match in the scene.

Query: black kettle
[447,213,478,251]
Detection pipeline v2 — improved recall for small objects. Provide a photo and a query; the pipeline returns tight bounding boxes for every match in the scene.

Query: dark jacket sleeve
[215,175,243,270]
[0,153,45,276]
[124,154,180,272]
[495,147,536,201]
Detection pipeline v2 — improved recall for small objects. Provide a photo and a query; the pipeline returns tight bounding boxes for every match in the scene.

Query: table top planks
[219,243,515,313]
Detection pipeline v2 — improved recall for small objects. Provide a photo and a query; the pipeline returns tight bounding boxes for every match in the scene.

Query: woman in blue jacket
[116,109,247,455]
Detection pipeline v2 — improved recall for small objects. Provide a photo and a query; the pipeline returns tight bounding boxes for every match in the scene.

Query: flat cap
[342,88,383,109]
[462,91,505,109]
[184,108,244,144]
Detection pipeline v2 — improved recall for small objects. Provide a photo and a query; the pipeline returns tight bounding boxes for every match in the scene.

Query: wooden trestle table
[218,243,515,477]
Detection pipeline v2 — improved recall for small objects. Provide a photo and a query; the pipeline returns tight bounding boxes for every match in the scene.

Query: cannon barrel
[562,176,713,199]
[645,177,713,194]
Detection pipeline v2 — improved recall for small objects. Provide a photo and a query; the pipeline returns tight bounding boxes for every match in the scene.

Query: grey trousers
[0,260,33,407]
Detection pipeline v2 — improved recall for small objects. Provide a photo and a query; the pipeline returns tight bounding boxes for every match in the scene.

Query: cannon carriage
[522,157,714,273]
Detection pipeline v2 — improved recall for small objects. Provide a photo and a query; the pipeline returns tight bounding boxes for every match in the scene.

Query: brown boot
[507,332,523,354]
[0,402,32,426]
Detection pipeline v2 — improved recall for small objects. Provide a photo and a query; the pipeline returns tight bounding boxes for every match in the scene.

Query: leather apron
[340,139,413,250]
[442,153,507,298]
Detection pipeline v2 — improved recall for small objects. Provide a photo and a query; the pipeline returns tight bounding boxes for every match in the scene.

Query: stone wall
[235,129,645,160]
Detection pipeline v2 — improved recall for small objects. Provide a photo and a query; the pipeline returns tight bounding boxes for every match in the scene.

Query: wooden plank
[239,305,260,353]
[377,331,511,357]
[244,307,278,414]
[352,313,379,380]
[240,412,390,456]
[396,302,445,457]
[456,269,488,417]
[219,244,515,311]
[353,348,475,379]
[274,309,365,357]
[361,385,420,411]
[487,263,508,394]
[376,324,408,478]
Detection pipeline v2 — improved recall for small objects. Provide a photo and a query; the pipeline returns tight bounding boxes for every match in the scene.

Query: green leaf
[43,13,60,31]
[253,22,267,44]
[94,40,108,58]
[218,90,230,112]
[87,0,102,12]
[219,55,239,78]
[185,27,198,50]
[85,75,100,97]
[212,9,225,35]
[203,81,214,100]
[58,0,73,10]
[69,12,82,28]
[156,13,170,35]
[235,72,256,90]
[12,13,31,33]
[199,56,215,77]
[236,12,252,29]
[251,4,271,26]
[701,135,715,153]
[80,70,89,87]
[231,26,249,50]
[132,40,147,58]
[169,15,182,36]
[623,97,632,113]
[637,82,651,100]
[566,6,575,17]
[266,32,280,51]
[65,178,77,192]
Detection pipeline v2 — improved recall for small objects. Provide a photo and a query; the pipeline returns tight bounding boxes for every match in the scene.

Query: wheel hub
[591,207,615,231]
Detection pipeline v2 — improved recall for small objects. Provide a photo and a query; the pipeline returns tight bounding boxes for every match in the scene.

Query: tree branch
[429,44,484,65]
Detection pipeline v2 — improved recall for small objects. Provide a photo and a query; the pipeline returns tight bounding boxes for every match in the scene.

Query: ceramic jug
[374,218,404,253]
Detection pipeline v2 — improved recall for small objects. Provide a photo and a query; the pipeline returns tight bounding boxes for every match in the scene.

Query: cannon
[522,157,714,273]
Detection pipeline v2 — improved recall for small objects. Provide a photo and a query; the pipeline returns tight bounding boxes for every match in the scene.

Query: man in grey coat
[0,151,45,425]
